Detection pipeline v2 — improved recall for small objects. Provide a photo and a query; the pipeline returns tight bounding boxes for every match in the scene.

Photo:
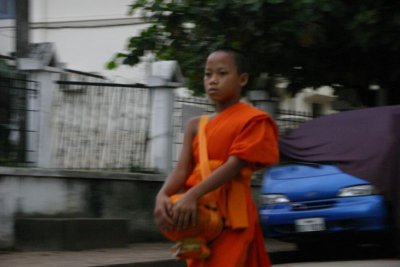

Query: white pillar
[17,42,62,168]
[148,82,174,173]
[23,68,61,167]
[247,90,278,117]
[147,61,184,174]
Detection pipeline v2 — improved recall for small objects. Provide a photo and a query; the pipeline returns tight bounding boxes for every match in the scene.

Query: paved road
[267,239,400,267]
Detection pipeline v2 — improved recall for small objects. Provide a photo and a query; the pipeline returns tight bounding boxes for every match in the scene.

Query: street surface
[266,238,399,266]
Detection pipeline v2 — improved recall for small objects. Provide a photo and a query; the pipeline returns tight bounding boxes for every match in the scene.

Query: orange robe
[185,102,279,267]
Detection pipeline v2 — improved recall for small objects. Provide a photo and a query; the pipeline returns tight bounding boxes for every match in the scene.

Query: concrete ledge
[0,167,261,248]
[0,167,165,182]
[15,218,129,250]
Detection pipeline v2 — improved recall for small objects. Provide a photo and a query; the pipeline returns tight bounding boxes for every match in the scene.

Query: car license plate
[295,217,326,232]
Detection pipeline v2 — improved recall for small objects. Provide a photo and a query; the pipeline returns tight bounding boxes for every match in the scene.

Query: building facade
[0,0,149,82]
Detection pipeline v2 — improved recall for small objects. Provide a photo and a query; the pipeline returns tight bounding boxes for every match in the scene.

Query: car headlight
[337,184,377,197]
[260,194,290,205]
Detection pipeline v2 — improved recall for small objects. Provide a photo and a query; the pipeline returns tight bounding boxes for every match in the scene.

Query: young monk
[154,47,279,266]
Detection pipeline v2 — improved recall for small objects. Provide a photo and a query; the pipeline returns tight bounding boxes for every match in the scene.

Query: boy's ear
[239,73,249,87]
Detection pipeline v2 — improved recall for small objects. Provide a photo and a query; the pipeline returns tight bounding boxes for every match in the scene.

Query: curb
[94,259,186,267]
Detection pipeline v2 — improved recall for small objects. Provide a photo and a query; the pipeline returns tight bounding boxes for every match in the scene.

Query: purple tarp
[279,105,400,236]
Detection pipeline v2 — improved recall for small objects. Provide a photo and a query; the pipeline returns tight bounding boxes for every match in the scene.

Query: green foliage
[0,58,14,77]
[109,0,400,105]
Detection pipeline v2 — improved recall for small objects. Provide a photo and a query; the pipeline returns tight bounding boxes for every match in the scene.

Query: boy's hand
[172,192,198,230]
[154,193,174,231]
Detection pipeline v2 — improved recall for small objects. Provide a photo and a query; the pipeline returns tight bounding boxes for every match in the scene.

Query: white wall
[0,19,14,56]
[0,0,149,82]
[0,175,86,247]
[0,167,169,248]
[31,0,137,22]
[277,83,337,115]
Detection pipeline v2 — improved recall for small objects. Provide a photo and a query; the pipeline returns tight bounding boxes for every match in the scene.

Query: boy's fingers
[166,201,174,217]
[173,208,184,230]
[177,213,191,230]
[163,202,174,221]
[182,209,198,229]
[159,216,174,231]
[163,217,174,228]
[155,205,174,230]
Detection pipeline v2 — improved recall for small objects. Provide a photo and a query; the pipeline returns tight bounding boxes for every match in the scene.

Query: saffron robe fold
[185,102,279,267]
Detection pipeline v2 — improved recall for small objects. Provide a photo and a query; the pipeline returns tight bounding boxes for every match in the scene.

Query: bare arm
[153,117,198,230]
[187,156,245,200]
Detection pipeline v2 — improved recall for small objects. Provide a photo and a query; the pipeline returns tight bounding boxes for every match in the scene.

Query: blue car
[259,163,389,247]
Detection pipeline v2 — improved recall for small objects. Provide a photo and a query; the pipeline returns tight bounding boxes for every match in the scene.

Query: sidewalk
[0,242,399,267]
[0,243,181,267]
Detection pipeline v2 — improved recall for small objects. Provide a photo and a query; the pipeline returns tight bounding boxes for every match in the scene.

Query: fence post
[247,90,278,117]
[24,69,61,167]
[17,43,62,168]
[147,61,184,174]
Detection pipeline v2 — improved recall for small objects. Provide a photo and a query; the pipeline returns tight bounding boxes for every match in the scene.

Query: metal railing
[172,100,316,163]
[0,72,39,166]
[275,109,315,135]
[52,80,153,172]
[172,96,214,166]
[1,66,317,171]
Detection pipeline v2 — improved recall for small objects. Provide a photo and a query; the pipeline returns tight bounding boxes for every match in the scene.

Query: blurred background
[0,0,399,259]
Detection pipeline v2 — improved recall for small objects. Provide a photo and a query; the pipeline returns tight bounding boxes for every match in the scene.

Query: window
[0,0,15,19]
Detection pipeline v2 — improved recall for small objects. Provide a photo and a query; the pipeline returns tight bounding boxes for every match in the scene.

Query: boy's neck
[215,99,241,113]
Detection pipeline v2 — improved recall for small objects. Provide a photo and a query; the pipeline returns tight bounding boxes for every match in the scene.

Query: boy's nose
[209,75,218,84]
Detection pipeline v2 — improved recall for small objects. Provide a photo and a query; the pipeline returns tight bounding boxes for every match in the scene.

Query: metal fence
[0,66,316,171]
[52,80,152,171]
[171,100,315,165]
[172,96,215,166]
[275,109,315,135]
[0,72,39,166]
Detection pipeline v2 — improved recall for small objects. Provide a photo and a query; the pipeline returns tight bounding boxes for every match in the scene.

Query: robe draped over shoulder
[185,102,279,267]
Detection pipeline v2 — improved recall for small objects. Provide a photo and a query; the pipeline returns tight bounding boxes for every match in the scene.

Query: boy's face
[204,51,248,104]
